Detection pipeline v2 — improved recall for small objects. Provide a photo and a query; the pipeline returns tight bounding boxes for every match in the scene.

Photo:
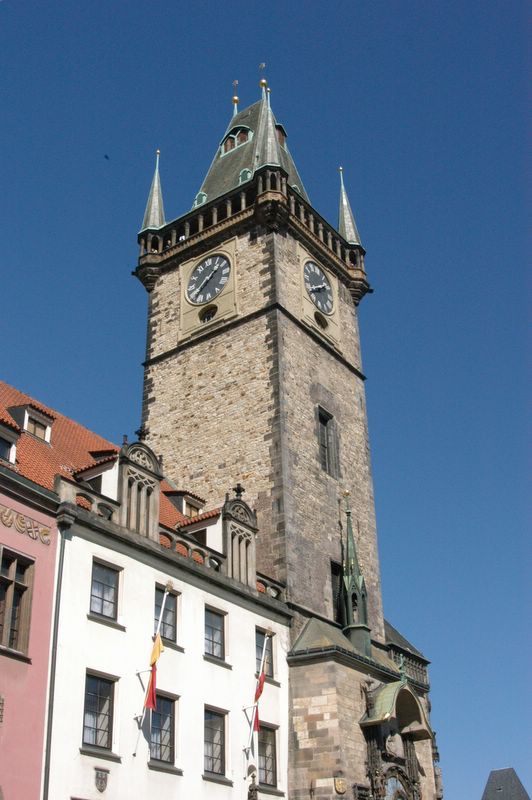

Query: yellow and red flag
[144,633,164,711]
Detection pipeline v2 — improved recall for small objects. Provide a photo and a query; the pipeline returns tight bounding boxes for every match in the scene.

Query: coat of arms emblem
[95,767,109,793]
[334,777,347,794]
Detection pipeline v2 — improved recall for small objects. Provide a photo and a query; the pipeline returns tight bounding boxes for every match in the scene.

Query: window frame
[82,672,116,751]
[255,628,274,678]
[317,406,338,478]
[154,585,178,643]
[204,607,225,661]
[204,706,226,776]
[258,724,278,788]
[150,692,176,764]
[89,559,120,621]
[0,545,34,654]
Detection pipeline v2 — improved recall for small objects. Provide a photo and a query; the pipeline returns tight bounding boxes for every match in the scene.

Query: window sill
[87,613,126,632]
[148,760,183,775]
[161,639,184,654]
[203,654,232,670]
[0,645,31,663]
[79,746,121,763]
[258,786,285,796]
[203,773,234,787]
[255,673,281,688]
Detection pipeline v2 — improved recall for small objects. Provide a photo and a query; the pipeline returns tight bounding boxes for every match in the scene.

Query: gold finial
[232,80,239,115]
[259,62,267,89]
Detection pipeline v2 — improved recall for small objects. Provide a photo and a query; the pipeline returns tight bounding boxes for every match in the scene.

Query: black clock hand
[192,265,219,296]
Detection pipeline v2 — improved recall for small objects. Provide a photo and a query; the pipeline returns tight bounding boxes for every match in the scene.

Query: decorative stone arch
[118,441,162,541]
[361,681,432,800]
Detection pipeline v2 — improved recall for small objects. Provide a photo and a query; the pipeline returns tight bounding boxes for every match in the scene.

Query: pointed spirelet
[140,149,165,231]
[338,166,362,246]
[253,84,282,170]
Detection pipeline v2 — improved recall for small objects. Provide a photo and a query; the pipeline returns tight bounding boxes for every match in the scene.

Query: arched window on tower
[220,126,253,156]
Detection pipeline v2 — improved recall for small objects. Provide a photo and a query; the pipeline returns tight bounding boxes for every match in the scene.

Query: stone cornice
[143,301,366,382]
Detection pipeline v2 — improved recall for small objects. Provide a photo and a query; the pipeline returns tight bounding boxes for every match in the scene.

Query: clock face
[303,261,334,314]
[186,254,231,305]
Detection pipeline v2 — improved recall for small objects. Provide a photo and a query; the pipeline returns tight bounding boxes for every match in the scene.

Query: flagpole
[132,583,171,756]
[245,630,270,758]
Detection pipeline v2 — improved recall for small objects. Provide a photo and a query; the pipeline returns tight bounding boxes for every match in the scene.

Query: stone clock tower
[135,82,442,800]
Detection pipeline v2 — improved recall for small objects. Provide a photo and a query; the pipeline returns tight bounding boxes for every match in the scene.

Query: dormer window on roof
[275,124,287,147]
[193,191,208,207]
[239,168,252,184]
[23,408,53,443]
[0,420,19,465]
[220,126,253,156]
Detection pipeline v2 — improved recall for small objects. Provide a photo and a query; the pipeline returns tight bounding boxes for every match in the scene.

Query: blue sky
[1,1,529,796]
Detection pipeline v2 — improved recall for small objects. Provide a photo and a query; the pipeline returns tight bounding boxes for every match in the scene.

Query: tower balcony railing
[137,167,365,279]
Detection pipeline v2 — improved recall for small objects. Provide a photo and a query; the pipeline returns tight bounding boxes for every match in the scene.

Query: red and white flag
[253,668,266,731]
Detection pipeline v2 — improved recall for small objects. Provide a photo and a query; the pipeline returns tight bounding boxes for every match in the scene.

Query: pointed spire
[253,81,282,169]
[141,149,165,231]
[194,81,309,206]
[338,167,362,246]
[342,496,365,626]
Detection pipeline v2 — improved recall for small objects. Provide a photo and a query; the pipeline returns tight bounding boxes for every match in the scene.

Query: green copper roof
[338,167,362,246]
[360,680,432,739]
[141,150,165,231]
[290,617,397,673]
[195,93,309,207]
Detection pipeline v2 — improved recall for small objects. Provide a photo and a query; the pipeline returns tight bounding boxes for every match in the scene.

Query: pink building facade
[0,489,57,800]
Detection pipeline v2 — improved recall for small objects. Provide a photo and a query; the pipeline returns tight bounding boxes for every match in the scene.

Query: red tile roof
[178,507,221,527]
[0,381,119,492]
[0,381,209,532]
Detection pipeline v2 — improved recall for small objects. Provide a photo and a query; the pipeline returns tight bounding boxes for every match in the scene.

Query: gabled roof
[385,619,426,660]
[481,769,530,800]
[196,93,309,206]
[291,616,397,673]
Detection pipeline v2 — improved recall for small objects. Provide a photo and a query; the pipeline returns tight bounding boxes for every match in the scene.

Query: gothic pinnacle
[140,149,165,231]
[338,166,362,246]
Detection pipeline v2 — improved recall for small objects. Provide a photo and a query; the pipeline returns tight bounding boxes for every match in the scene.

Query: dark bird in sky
[104,154,110,160]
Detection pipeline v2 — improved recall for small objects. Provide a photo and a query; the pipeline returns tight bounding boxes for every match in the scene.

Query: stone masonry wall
[289,658,370,799]
[142,225,384,639]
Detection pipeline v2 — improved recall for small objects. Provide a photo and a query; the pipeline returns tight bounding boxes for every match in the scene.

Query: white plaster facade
[47,518,290,799]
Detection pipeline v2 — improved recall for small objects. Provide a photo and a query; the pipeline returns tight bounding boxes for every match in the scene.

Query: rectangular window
[204,708,225,775]
[27,417,47,440]
[150,694,175,763]
[0,547,33,653]
[318,408,337,477]
[258,726,277,787]
[154,587,177,642]
[204,608,224,659]
[83,674,114,749]
[255,629,273,677]
[0,437,11,461]
[90,561,119,620]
